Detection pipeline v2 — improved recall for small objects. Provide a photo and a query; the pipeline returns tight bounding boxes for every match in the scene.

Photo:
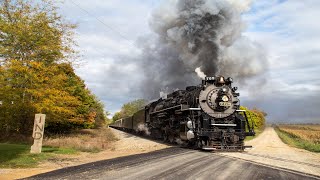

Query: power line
[68,0,136,47]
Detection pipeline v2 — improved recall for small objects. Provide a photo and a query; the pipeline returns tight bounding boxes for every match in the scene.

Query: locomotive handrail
[187,108,201,111]
[150,105,182,114]
[242,111,255,136]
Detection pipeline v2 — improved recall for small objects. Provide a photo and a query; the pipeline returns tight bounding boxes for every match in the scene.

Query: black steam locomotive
[110,76,255,150]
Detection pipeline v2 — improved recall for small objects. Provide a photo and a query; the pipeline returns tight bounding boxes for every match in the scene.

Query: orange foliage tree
[0,0,107,136]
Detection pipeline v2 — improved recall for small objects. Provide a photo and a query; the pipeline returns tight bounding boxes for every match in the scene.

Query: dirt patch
[0,128,170,180]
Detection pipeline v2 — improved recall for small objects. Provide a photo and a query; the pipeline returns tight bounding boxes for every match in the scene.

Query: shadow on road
[25,147,190,180]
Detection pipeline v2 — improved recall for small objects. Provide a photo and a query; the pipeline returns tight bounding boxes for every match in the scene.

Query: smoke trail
[138,0,267,99]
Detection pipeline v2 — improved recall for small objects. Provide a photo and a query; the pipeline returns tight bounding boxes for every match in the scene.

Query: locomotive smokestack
[139,0,268,99]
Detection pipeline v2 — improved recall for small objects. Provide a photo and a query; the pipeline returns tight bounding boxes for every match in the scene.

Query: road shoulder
[219,127,320,177]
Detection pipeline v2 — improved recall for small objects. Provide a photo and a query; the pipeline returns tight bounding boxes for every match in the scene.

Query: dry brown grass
[278,124,320,144]
[43,128,119,152]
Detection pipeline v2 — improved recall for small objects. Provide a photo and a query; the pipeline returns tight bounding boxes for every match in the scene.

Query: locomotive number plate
[219,102,231,107]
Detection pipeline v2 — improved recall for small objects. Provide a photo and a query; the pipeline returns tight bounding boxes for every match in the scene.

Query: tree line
[112,99,147,122]
[0,0,106,136]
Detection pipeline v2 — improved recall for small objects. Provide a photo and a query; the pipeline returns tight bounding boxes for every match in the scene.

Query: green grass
[245,127,264,141]
[0,143,77,168]
[274,127,320,153]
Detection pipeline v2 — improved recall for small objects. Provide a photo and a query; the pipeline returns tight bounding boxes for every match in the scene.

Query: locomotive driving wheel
[168,134,175,143]
[197,140,203,149]
[162,131,168,142]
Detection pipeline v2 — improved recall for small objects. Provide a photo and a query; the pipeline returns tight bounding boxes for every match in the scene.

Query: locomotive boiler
[110,76,255,150]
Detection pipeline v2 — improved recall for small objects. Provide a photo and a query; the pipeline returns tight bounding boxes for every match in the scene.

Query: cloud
[56,0,153,115]
[57,0,320,122]
[241,0,320,122]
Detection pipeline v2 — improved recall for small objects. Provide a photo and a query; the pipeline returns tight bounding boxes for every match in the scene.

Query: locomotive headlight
[222,88,227,92]
[222,95,229,102]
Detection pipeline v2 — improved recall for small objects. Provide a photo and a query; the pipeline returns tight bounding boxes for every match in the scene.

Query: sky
[56,0,320,123]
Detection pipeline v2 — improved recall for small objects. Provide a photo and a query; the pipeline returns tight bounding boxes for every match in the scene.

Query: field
[275,124,320,152]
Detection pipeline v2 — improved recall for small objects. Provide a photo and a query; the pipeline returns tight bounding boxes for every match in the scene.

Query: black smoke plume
[137,0,267,99]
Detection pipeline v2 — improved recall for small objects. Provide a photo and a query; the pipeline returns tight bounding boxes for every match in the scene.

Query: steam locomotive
[110,76,255,150]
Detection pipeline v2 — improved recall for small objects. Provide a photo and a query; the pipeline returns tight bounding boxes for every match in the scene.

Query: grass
[0,127,118,168]
[245,127,264,141]
[0,143,76,168]
[275,124,320,153]
[43,127,118,153]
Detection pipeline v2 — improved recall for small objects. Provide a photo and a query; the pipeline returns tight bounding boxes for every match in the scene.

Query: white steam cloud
[195,67,206,80]
[137,124,151,135]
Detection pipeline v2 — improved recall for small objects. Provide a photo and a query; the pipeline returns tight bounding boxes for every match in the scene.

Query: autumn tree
[0,0,107,136]
[0,0,76,64]
[58,63,107,129]
[240,106,266,131]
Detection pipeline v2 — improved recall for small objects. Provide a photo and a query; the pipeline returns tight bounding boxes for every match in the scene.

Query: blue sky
[56,0,320,123]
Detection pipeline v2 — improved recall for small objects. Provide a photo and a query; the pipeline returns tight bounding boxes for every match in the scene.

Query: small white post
[30,114,46,154]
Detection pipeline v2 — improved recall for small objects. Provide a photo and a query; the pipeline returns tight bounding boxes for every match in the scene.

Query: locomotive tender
[110,76,255,150]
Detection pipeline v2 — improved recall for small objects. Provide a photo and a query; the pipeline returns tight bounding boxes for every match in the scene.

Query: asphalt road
[26,147,319,180]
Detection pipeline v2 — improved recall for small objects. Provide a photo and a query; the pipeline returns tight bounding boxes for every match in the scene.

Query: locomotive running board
[180,105,201,111]
[211,124,237,126]
[188,108,201,111]
[202,147,216,150]
[170,105,203,112]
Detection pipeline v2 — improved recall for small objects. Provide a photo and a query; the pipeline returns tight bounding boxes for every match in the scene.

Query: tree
[112,112,122,122]
[0,0,106,135]
[240,106,266,130]
[0,59,81,134]
[112,99,147,122]
[0,0,76,64]
[57,63,107,128]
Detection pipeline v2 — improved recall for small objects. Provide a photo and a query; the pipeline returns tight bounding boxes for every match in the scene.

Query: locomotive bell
[218,76,225,84]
